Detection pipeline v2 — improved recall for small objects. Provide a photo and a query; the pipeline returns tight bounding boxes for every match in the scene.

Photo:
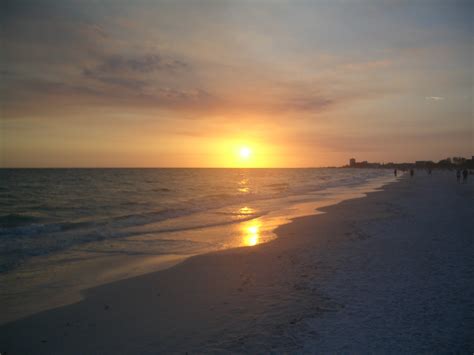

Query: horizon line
[0,166,341,169]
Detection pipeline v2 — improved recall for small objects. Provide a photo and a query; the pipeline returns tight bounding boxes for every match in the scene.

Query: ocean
[0,168,396,323]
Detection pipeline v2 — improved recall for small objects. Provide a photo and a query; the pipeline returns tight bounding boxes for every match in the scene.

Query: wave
[0,173,376,238]
[0,191,262,238]
[0,169,393,274]
[0,210,266,273]
[152,188,172,192]
[79,238,215,256]
[264,182,289,188]
[264,182,290,192]
[0,214,45,228]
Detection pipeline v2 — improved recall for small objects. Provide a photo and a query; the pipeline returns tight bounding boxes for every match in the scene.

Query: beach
[0,168,393,325]
[1,171,473,353]
[4,0,473,352]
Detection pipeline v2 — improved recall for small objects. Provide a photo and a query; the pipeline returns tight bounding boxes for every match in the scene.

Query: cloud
[81,54,189,91]
[280,96,334,112]
[425,96,445,101]
[88,54,188,75]
[341,59,392,72]
[2,76,219,119]
[82,69,148,91]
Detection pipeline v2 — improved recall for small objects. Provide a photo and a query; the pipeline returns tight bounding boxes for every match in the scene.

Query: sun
[239,147,252,159]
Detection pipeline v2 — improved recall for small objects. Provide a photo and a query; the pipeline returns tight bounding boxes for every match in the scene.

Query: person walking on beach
[394,169,397,177]
[410,169,414,177]
[462,169,468,183]
[456,170,461,183]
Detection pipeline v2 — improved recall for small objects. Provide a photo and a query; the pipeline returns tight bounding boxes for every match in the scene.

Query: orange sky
[1,1,472,167]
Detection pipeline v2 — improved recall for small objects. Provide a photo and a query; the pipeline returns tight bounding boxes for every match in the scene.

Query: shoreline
[0,173,395,325]
[1,172,472,353]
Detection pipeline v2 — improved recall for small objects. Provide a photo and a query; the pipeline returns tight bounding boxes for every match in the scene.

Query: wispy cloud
[2,78,219,119]
[86,54,188,75]
[280,96,334,112]
[82,72,148,91]
[425,96,445,101]
[81,54,189,91]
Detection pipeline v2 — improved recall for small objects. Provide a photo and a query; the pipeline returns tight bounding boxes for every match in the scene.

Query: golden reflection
[238,206,254,215]
[238,178,250,193]
[242,221,261,246]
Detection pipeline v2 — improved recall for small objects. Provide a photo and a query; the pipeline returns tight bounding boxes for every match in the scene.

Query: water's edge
[0,172,400,324]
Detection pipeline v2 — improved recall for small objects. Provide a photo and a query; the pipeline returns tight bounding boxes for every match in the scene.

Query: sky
[1,0,472,167]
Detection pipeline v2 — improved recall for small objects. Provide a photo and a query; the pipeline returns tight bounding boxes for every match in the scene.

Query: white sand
[295,172,474,353]
[1,171,473,353]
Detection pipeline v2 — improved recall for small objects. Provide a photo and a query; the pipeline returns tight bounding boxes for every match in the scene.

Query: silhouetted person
[456,170,461,183]
[394,169,397,177]
[462,169,468,183]
[428,168,432,175]
[410,169,414,177]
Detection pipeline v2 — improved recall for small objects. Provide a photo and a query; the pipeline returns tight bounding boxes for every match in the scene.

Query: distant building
[344,156,473,170]
[416,161,429,166]
[416,160,435,167]
[347,158,382,169]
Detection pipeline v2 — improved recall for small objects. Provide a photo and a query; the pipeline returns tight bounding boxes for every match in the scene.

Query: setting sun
[239,147,252,160]
[211,140,275,168]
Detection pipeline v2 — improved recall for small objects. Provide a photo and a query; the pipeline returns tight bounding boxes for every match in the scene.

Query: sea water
[0,168,396,323]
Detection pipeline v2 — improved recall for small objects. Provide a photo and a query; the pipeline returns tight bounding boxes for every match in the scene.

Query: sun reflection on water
[242,221,261,246]
[238,206,254,215]
[238,178,250,193]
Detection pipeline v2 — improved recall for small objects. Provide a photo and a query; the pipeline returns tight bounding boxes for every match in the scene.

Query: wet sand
[1,172,473,353]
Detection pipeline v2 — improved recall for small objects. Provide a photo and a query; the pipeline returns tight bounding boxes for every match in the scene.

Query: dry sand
[1,172,473,353]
